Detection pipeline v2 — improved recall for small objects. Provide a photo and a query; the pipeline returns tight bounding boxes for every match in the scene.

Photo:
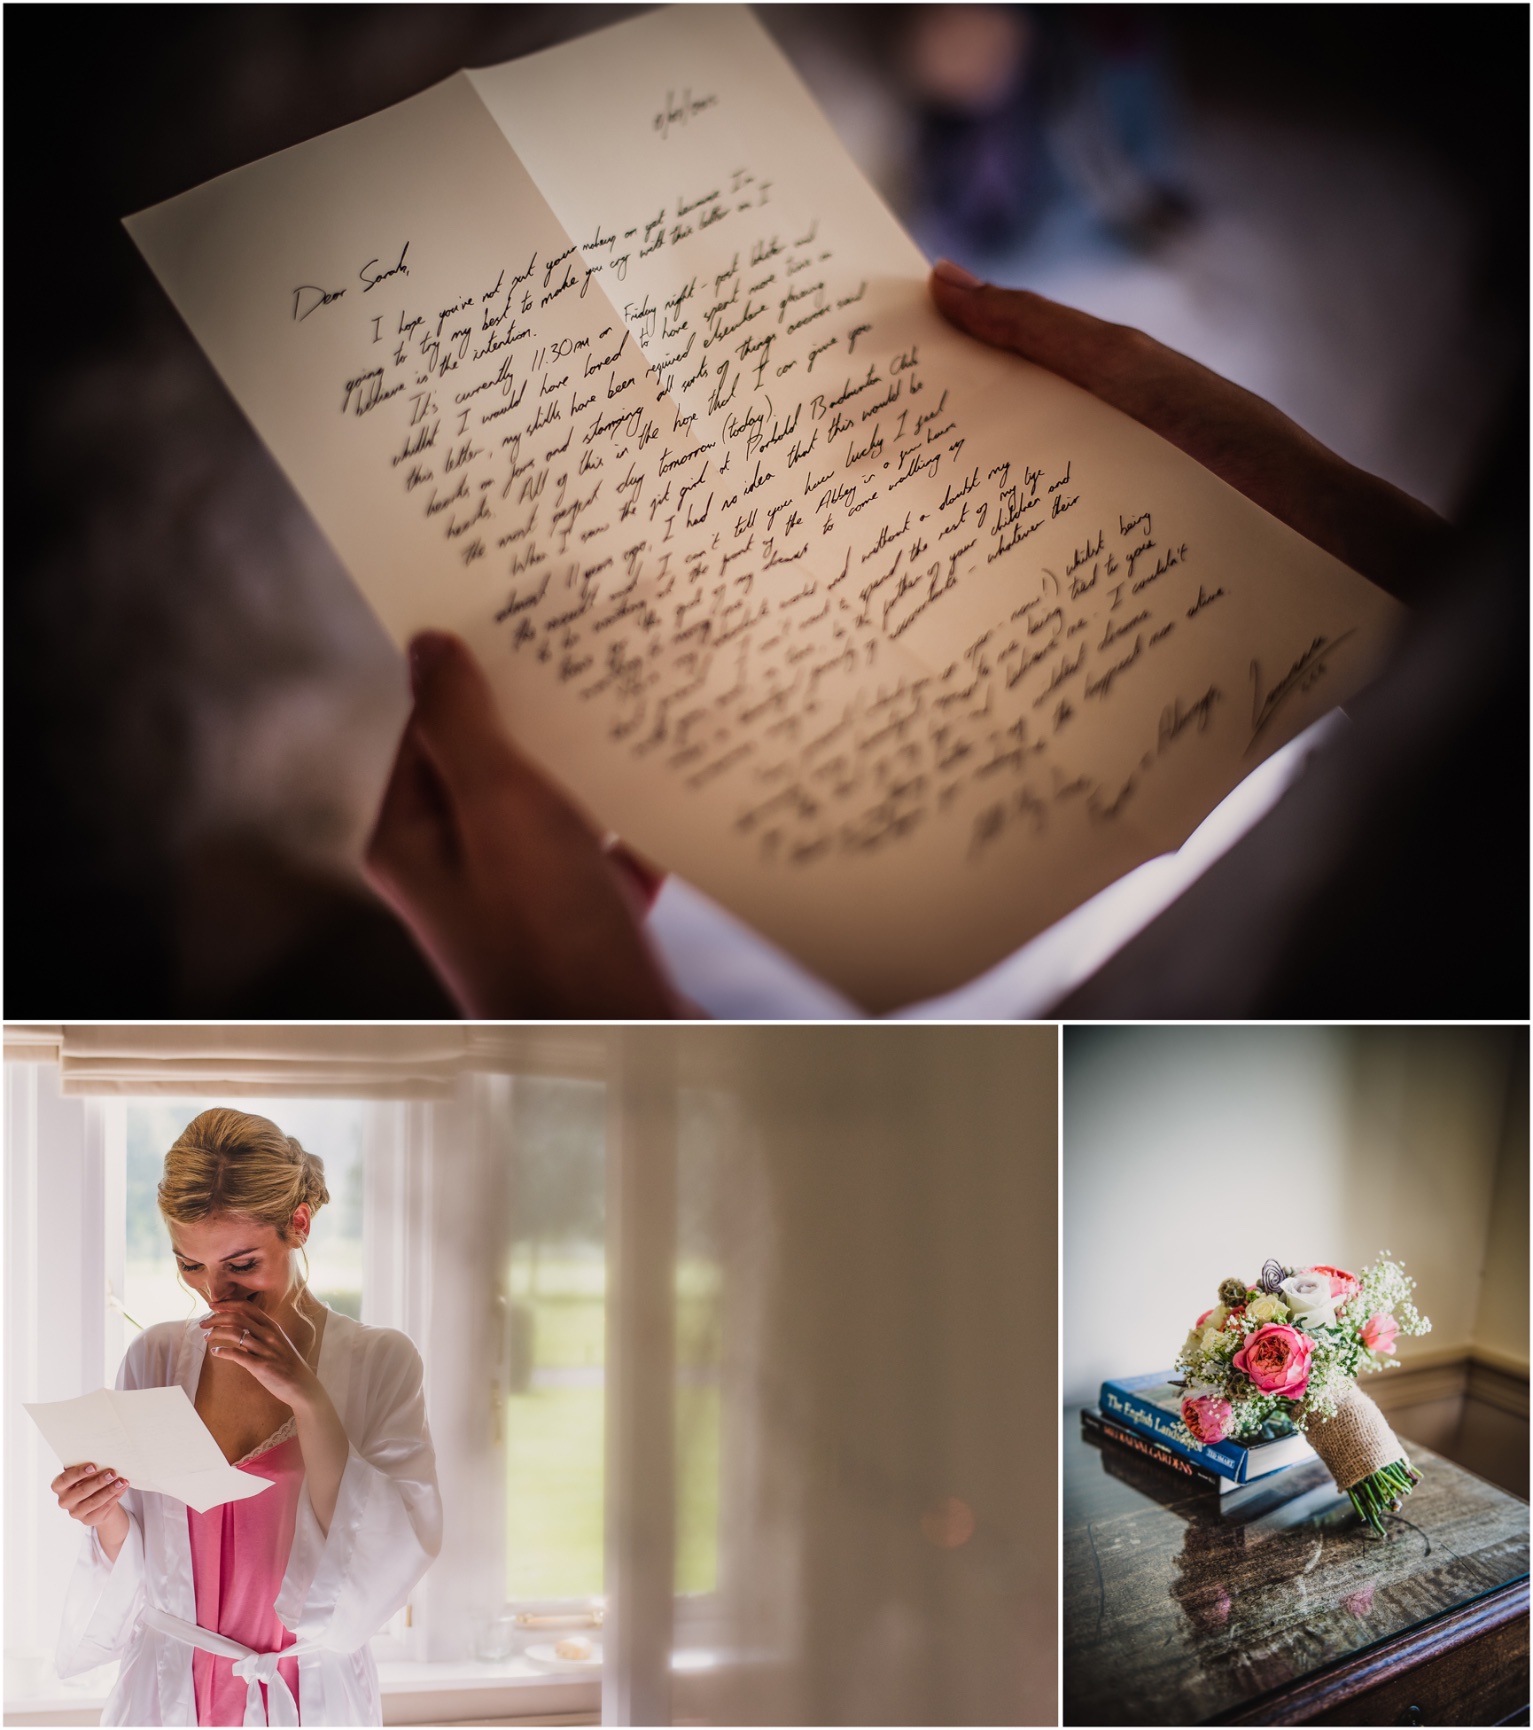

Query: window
[503,1077,606,1603]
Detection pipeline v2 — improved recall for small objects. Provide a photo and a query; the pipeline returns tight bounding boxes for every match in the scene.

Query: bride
[52,1108,441,1726]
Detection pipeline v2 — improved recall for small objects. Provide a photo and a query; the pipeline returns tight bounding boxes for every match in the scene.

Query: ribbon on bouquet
[142,1606,313,1726]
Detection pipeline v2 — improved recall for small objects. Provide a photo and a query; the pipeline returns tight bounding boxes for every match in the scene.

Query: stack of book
[1084,1371,1313,1494]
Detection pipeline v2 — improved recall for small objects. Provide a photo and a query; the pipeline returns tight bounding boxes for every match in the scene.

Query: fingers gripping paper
[125,6,1403,1010]
[27,1388,273,1514]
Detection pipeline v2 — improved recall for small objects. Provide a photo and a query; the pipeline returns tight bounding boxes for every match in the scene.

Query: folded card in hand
[26,1386,274,1514]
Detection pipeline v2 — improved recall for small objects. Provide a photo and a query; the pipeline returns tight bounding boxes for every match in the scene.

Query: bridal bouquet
[1174,1256,1431,1533]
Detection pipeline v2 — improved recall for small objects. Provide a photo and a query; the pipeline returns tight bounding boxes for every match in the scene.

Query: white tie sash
[142,1606,314,1726]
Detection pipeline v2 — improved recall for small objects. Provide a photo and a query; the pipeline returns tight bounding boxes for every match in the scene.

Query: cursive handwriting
[312,160,1318,882]
[293,283,345,321]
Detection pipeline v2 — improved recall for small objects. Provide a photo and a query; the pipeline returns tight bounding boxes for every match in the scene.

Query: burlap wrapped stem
[1308,1385,1420,1533]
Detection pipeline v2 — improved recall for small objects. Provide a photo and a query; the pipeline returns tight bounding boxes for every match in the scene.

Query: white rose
[1247,1292,1289,1326]
[1279,1272,1337,1329]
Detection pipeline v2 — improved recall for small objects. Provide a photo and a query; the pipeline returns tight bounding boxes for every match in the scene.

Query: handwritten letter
[126,8,1403,1008]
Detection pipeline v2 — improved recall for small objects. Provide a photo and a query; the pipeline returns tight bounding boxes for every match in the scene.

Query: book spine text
[1081,1408,1223,1487]
[1098,1383,1248,1480]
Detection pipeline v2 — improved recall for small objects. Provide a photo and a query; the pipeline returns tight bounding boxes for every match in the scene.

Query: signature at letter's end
[1247,627,1356,751]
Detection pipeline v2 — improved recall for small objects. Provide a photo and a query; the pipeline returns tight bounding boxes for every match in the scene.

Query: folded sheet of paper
[26,1387,273,1514]
[125,5,1404,1010]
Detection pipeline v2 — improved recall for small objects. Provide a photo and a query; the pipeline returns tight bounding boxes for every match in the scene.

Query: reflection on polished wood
[1064,1407,1530,1725]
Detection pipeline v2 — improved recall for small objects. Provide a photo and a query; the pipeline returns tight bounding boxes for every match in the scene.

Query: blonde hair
[159,1109,329,1331]
[159,1107,329,1240]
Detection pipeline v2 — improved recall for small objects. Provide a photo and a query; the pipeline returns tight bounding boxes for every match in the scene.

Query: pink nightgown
[186,1424,304,1727]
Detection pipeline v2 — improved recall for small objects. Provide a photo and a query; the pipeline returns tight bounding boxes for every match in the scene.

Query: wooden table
[1064,1407,1529,1725]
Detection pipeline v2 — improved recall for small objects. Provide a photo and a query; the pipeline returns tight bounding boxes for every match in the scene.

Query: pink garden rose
[1232,1324,1315,1399]
[1181,1393,1234,1444]
[1361,1312,1399,1354]
[1307,1264,1360,1302]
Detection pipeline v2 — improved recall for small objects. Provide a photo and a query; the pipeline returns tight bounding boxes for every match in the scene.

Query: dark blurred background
[6,5,1527,1017]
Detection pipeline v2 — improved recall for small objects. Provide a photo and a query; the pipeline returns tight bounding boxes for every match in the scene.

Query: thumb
[406,632,569,812]
[406,631,511,789]
[405,630,611,869]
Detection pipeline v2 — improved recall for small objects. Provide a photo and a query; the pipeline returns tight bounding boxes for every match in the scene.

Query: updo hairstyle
[158,1107,329,1239]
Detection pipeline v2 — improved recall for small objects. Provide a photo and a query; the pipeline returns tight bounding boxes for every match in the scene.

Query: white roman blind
[3,1025,608,1096]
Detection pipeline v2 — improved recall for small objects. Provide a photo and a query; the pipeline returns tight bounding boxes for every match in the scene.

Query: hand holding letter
[52,1462,131,1533]
[29,1387,272,1516]
[928,262,1451,606]
[364,631,680,1019]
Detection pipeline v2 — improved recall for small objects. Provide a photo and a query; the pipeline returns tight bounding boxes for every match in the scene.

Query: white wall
[1062,1027,1524,1406]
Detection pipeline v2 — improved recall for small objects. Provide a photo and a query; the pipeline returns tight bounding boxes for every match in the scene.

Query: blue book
[1099,1371,1313,1484]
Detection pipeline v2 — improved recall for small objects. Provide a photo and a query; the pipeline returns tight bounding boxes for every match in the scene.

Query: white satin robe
[56,1309,442,1726]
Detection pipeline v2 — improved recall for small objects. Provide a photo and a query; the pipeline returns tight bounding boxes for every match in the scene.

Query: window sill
[379,1660,600,1726]
[4,1665,601,1729]
[4,1695,111,1729]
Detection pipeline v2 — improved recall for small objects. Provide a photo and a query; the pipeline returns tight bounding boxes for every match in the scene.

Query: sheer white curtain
[663,1026,1057,1726]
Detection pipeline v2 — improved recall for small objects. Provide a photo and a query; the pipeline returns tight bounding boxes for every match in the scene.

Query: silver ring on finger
[240,1328,250,1349]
